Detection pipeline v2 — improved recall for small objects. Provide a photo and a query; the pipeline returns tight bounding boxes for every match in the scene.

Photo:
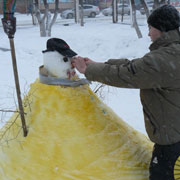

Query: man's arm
[105,58,130,66]
[71,57,130,74]
[72,52,173,89]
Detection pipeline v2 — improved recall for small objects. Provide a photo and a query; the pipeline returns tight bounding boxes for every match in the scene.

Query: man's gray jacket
[85,30,180,145]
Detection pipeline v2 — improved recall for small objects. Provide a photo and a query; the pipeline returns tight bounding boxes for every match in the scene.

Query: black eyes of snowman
[63,57,68,62]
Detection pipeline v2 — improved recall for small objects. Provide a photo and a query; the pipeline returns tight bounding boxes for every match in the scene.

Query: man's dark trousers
[149,141,180,180]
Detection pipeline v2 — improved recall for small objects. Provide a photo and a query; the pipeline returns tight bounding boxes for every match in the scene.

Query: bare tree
[0,87,34,147]
[34,0,59,37]
[74,0,80,23]
[31,9,37,25]
[92,83,107,101]
[74,0,84,26]
[154,0,160,8]
[27,0,37,25]
[130,0,142,38]
[79,0,84,26]
[154,0,166,8]
[140,0,150,19]
[121,0,125,22]
[140,0,167,19]
[112,0,118,23]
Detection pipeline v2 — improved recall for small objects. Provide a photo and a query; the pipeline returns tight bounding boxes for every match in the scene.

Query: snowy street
[0,11,147,26]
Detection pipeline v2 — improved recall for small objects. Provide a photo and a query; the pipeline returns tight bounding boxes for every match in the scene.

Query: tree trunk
[75,0,80,23]
[129,0,133,26]
[154,0,166,9]
[34,0,46,37]
[27,0,37,25]
[130,0,142,38]
[48,0,59,36]
[140,0,150,19]
[154,0,159,9]
[121,0,125,22]
[160,0,166,6]
[43,0,50,36]
[39,20,46,37]
[31,13,37,25]
[80,0,84,26]
[34,0,59,37]
[112,0,118,23]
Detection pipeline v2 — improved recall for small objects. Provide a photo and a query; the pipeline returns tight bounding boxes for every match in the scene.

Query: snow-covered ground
[0,12,151,135]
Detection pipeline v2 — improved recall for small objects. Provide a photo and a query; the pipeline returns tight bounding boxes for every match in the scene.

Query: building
[0,0,74,14]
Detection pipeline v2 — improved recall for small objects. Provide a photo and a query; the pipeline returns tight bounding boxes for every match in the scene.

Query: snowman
[39,38,89,86]
[42,38,76,79]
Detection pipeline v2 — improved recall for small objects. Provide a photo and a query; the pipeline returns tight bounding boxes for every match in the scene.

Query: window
[83,5,92,9]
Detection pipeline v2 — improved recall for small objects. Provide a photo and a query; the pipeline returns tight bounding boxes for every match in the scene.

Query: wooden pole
[2,1,28,137]
[9,38,28,137]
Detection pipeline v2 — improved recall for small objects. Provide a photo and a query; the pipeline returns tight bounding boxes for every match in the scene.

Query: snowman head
[42,38,77,79]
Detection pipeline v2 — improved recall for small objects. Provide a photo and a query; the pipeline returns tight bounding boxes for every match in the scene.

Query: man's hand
[71,56,87,74]
[84,57,97,65]
[72,56,102,74]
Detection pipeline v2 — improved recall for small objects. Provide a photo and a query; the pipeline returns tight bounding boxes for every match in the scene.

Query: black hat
[42,38,77,57]
[147,5,180,32]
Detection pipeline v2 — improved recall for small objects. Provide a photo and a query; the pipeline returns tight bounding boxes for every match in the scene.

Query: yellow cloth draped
[0,80,153,180]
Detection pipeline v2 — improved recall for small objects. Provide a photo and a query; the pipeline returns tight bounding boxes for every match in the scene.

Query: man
[72,5,180,180]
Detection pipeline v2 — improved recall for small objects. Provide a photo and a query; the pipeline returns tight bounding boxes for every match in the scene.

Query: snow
[0,13,151,136]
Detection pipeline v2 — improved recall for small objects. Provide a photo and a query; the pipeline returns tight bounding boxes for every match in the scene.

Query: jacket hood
[149,29,180,51]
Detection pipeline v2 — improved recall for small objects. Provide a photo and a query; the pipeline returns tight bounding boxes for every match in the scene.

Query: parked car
[139,2,154,15]
[102,4,130,16]
[175,5,180,12]
[60,4,100,19]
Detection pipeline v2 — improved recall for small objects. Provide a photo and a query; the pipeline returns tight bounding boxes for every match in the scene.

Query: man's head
[147,5,180,41]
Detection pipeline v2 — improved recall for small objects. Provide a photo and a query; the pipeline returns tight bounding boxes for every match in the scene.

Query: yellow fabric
[0,80,153,180]
[174,156,180,180]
